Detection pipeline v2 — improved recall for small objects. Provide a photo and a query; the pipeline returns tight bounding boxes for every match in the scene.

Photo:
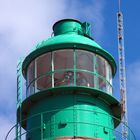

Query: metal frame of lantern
[25,49,113,97]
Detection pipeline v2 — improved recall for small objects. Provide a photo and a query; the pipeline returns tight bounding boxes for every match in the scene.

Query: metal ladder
[117,0,128,139]
[16,58,23,140]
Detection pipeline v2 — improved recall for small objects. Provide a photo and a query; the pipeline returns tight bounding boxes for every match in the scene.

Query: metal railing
[26,69,113,98]
[5,109,136,140]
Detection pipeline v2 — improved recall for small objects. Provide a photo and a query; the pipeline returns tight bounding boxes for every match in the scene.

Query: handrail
[26,69,113,98]
[5,108,136,140]
[27,69,112,90]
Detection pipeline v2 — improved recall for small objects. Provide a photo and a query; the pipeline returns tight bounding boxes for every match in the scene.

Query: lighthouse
[16,19,121,140]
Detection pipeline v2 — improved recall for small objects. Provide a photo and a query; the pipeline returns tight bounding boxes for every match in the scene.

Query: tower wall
[26,93,114,139]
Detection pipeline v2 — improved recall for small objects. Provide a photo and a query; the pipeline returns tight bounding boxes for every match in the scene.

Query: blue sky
[0,0,139,139]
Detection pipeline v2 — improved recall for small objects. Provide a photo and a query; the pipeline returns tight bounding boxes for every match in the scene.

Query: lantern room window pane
[96,76,112,94]
[98,77,107,92]
[36,53,51,77]
[106,61,112,84]
[54,71,74,86]
[108,84,113,94]
[54,50,74,70]
[109,64,112,84]
[26,82,35,97]
[30,82,35,96]
[96,55,106,78]
[76,50,94,72]
[37,75,52,91]
[27,61,35,86]
[76,71,94,87]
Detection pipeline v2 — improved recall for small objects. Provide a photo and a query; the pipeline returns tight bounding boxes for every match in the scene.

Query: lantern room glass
[26,49,113,97]
[36,53,51,77]
[54,71,74,87]
[76,50,94,72]
[54,50,74,70]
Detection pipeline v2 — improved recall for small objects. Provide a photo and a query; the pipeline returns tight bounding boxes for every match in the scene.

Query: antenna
[117,0,128,139]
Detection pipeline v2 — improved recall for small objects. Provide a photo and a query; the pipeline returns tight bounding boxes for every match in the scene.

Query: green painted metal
[53,19,83,36]
[26,94,114,140]
[20,86,121,127]
[22,20,117,78]
[17,58,23,108]
[16,19,122,140]
[16,58,24,140]
[6,107,137,139]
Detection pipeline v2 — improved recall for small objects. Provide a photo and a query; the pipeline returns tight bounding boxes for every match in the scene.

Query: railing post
[40,113,44,140]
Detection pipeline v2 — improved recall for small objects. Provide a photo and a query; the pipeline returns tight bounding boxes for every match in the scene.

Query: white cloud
[0,0,68,54]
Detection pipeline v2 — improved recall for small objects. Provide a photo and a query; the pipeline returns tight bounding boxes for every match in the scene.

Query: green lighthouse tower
[18,19,122,140]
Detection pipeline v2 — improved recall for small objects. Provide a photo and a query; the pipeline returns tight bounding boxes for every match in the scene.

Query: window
[76,50,94,72]
[36,53,51,77]
[76,71,94,88]
[54,71,74,86]
[36,75,52,91]
[26,49,113,97]
[96,55,106,78]
[27,61,35,86]
[54,49,74,70]
[28,82,35,97]
[98,77,107,92]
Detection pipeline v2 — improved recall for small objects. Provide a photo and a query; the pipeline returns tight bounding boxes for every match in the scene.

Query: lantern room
[24,19,115,98]
[26,49,113,97]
